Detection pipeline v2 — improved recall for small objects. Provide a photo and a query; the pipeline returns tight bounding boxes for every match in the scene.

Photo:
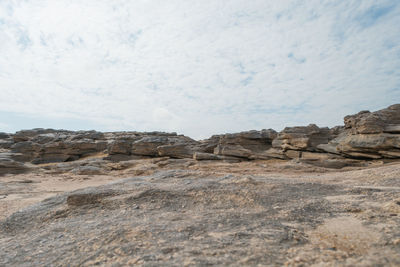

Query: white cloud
[0,0,399,139]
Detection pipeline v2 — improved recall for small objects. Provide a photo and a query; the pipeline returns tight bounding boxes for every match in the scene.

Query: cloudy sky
[0,0,399,139]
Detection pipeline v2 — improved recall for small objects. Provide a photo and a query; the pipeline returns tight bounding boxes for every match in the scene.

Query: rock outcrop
[0,153,30,175]
[318,104,400,159]
[0,104,399,175]
[213,129,277,159]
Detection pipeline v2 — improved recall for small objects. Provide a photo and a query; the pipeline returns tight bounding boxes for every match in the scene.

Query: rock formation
[0,104,399,175]
[1,104,400,266]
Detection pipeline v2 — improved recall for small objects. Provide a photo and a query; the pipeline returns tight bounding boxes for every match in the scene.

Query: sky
[0,0,399,139]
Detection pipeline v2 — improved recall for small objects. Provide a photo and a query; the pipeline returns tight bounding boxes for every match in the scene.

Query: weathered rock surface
[0,104,399,266]
[213,129,277,159]
[272,124,342,152]
[1,162,400,266]
[0,153,30,175]
[0,133,13,149]
[344,104,400,134]
[318,105,400,159]
[0,104,399,175]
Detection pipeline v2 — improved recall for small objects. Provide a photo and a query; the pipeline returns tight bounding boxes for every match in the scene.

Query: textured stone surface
[272,124,340,152]
[344,104,400,134]
[212,129,277,159]
[319,104,400,159]
[1,104,399,174]
[0,153,30,175]
[1,163,400,266]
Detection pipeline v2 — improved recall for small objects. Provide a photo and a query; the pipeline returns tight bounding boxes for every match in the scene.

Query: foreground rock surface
[0,159,399,266]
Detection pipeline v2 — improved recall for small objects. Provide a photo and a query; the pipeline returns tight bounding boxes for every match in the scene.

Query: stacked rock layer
[0,104,399,174]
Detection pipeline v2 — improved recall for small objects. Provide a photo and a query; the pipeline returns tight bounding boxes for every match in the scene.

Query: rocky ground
[0,158,399,266]
[0,104,399,266]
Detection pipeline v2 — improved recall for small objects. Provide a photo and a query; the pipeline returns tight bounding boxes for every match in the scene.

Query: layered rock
[0,133,14,149]
[10,130,108,164]
[272,124,342,153]
[0,104,399,173]
[319,104,400,159]
[213,129,277,159]
[0,153,30,175]
[344,104,400,134]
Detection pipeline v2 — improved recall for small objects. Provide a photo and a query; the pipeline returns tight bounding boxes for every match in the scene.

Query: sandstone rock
[343,152,382,159]
[63,140,108,155]
[107,140,132,155]
[0,139,13,149]
[214,144,253,159]
[31,154,77,165]
[378,150,400,158]
[13,129,67,142]
[158,143,196,159]
[5,168,400,266]
[131,136,170,156]
[69,130,104,140]
[2,104,400,167]
[344,104,400,134]
[0,153,29,175]
[285,150,302,159]
[71,166,103,175]
[103,154,145,162]
[272,124,338,152]
[318,105,400,158]
[66,188,118,206]
[384,124,400,133]
[259,148,287,159]
[212,129,277,159]
[11,141,41,162]
[197,135,220,153]
[335,133,400,158]
[30,133,58,144]
[193,152,242,162]
[300,151,342,160]
[193,152,223,160]
[0,132,10,139]
[316,143,340,154]
[219,129,277,152]
[299,158,367,169]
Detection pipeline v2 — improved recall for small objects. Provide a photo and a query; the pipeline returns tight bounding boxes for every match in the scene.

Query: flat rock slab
[1,162,400,266]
